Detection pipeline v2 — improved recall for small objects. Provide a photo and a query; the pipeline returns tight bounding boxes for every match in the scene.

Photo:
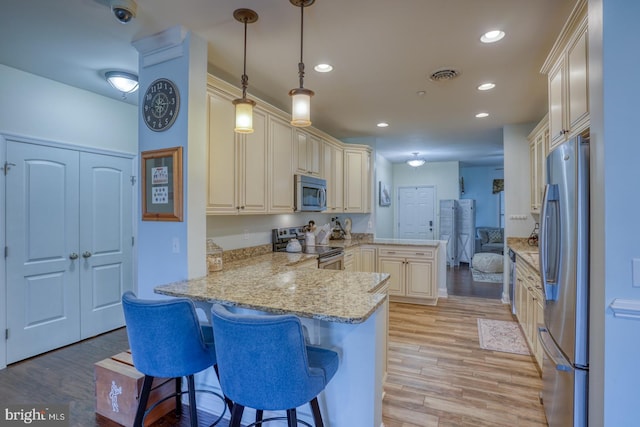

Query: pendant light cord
[241,17,249,99]
[298,3,305,89]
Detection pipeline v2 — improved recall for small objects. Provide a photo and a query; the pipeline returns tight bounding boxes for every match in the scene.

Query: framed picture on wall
[379,181,391,207]
[141,146,183,221]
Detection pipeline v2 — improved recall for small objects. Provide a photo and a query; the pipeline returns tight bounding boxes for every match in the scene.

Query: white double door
[5,141,134,363]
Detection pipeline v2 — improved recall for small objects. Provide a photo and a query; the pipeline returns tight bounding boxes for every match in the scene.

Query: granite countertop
[507,237,540,272]
[329,237,441,248]
[155,252,390,324]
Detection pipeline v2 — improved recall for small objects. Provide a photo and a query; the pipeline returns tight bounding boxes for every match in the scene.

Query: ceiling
[0,0,576,166]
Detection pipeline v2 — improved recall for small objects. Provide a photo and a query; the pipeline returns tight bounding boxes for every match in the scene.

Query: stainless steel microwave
[295,174,327,212]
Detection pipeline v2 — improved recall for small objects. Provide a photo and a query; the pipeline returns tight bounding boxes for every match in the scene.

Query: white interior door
[397,186,435,240]
[79,152,133,338]
[6,142,81,363]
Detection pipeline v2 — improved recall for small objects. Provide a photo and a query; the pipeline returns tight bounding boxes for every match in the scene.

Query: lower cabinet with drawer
[377,246,438,305]
[515,255,545,371]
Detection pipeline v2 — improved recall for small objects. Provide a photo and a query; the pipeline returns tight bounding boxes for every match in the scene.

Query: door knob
[69,253,79,260]
[82,251,92,258]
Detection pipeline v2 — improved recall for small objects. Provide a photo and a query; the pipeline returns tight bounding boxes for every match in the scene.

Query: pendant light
[232,8,259,134]
[289,0,315,127]
[407,152,426,168]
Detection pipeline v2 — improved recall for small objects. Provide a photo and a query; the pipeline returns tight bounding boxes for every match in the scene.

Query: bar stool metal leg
[309,397,323,427]
[133,375,154,427]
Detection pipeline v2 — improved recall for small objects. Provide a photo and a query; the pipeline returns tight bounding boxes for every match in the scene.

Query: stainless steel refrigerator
[538,136,589,427]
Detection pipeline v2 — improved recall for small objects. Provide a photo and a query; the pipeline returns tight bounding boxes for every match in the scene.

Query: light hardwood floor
[382,297,547,427]
[0,296,546,426]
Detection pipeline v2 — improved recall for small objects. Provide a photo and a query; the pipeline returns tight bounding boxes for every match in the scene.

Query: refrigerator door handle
[538,326,573,372]
[539,183,560,301]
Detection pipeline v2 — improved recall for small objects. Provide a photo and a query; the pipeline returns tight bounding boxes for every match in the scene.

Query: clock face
[142,78,180,131]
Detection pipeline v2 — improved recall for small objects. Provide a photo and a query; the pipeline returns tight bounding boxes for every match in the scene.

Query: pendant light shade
[233,8,259,134]
[233,98,256,133]
[289,87,313,127]
[289,0,315,127]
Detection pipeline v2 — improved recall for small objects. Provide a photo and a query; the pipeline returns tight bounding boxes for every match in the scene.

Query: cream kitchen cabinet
[206,91,267,215]
[268,115,295,213]
[515,255,544,370]
[323,140,344,213]
[344,246,360,272]
[344,146,372,213]
[359,245,377,273]
[377,246,437,305]
[528,115,549,214]
[294,130,322,177]
[542,0,588,151]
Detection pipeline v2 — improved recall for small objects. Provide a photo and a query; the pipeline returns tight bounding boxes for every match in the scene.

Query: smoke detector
[429,68,461,82]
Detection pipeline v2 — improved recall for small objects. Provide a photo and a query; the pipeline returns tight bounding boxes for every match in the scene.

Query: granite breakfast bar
[154,252,390,427]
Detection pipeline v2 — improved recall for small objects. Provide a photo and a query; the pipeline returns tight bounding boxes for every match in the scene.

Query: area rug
[471,268,503,283]
[477,319,530,355]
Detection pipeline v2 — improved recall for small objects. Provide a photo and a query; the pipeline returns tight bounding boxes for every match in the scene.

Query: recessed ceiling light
[480,30,505,43]
[377,122,389,128]
[477,83,496,91]
[314,63,333,72]
[416,90,426,96]
[475,112,489,118]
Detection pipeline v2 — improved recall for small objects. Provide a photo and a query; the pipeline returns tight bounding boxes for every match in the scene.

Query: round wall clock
[142,78,180,131]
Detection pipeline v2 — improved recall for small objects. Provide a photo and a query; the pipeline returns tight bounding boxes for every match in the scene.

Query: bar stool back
[210,304,339,427]
[122,291,226,427]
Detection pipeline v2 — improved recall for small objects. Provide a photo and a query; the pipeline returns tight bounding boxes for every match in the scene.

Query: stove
[272,226,344,269]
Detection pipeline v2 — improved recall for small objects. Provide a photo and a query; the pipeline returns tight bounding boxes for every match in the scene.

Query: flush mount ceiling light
[377,122,389,128]
[477,82,496,91]
[289,0,315,127]
[232,8,259,134]
[105,71,139,93]
[480,30,505,43]
[407,152,426,168]
[314,63,333,72]
[475,112,490,118]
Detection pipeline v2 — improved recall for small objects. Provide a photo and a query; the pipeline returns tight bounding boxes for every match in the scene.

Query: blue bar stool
[210,304,339,427]
[122,291,228,427]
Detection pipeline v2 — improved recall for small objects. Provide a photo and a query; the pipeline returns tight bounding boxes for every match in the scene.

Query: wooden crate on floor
[95,351,176,426]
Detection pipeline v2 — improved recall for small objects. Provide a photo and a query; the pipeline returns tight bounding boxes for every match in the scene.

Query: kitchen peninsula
[155,251,390,427]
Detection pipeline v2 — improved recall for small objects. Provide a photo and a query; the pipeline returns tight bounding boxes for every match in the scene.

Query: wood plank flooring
[446,263,504,300]
[0,297,544,427]
[382,297,546,427]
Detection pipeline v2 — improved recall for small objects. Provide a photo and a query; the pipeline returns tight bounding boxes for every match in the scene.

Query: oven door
[318,253,344,270]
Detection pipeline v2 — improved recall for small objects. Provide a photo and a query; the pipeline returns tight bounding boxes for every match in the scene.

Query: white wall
[0,64,137,153]
[374,154,394,238]
[589,1,640,424]
[393,161,459,239]
[460,165,504,228]
[503,122,537,238]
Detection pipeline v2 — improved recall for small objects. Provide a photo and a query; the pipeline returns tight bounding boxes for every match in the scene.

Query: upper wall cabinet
[528,114,549,214]
[344,146,372,213]
[323,140,344,212]
[268,115,295,213]
[294,130,322,177]
[542,0,588,151]
[206,91,267,215]
[205,75,371,217]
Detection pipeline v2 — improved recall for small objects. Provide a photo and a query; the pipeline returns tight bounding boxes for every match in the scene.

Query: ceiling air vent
[429,68,460,82]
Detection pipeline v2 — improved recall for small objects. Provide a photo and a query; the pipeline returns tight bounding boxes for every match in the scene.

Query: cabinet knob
[69,253,79,260]
[82,251,92,258]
